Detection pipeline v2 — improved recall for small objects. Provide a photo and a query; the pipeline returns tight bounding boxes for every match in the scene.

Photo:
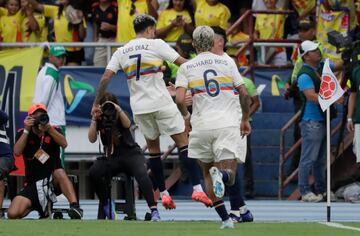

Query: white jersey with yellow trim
[106,38,180,114]
[176,51,244,131]
[221,52,243,121]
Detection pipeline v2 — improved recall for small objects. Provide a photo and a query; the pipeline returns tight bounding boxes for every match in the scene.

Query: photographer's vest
[298,63,337,120]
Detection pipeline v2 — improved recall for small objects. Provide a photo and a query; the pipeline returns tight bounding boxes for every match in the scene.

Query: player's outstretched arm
[94,69,114,106]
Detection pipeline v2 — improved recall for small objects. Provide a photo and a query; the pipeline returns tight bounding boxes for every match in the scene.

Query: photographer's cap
[299,40,319,57]
[49,45,67,57]
[28,104,47,115]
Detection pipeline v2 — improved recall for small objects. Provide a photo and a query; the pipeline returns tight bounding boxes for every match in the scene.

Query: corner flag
[318,59,344,111]
[318,58,345,222]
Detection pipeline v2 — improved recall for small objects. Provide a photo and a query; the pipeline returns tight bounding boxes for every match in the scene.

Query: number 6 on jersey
[203,69,220,97]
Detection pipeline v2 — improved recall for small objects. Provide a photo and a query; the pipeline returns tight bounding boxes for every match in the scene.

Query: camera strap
[34,136,50,164]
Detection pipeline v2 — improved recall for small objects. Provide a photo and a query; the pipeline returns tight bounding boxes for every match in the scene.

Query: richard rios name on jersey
[185,58,228,70]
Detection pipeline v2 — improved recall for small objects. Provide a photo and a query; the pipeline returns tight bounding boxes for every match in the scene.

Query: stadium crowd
[0,0,320,66]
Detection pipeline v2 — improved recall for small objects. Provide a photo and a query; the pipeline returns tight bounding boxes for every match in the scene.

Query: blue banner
[60,68,132,125]
[2,65,293,128]
[61,67,293,126]
[252,68,292,96]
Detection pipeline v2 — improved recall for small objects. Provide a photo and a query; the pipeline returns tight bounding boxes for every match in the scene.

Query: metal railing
[226,9,300,79]
[278,111,352,200]
[0,40,299,66]
[0,42,176,63]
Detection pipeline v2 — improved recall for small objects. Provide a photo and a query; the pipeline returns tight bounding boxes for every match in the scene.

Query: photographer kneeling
[7,104,82,219]
[88,93,160,220]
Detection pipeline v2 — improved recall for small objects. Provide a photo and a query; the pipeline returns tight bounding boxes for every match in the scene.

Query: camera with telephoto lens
[101,102,117,129]
[34,113,50,126]
[327,27,360,80]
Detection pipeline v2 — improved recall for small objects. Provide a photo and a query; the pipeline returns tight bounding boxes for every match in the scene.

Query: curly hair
[192,26,214,53]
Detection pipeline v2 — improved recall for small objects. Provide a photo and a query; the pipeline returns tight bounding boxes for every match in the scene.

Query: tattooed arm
[236,84,252,137]
[94,69,114,105]
[92,69,115,117]
[237,84,251,121]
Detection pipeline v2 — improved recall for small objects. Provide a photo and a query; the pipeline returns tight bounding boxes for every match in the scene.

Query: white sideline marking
[319,222,360,232]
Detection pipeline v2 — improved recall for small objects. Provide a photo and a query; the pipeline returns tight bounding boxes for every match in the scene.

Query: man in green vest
[284,16,319,174]
[296,40,342,202]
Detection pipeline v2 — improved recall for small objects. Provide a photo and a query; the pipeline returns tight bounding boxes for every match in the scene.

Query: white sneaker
[209,167,225,198]
[220,219,234,229]
[301,192,323,202]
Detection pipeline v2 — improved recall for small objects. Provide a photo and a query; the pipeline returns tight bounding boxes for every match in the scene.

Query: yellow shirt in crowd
[157,9,192,42]
[116,0,148,43]
[227,32,249,66]
[43,5,86,51]
[194,0,230,29]
[21,12,46,42]
[254,9,285,39]
[0,10,24,42]
[0,7,7,17]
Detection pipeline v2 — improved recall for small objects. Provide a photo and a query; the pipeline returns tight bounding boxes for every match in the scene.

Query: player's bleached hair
[192,26,214,53]
[133,14,157,34]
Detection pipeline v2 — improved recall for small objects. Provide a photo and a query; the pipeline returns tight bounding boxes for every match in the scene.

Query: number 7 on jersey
[129,54,142,80]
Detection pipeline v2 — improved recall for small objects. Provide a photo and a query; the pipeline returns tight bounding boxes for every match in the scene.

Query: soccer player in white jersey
[175,26,251,229]
[92,14,212,210]
[211,26,254,223]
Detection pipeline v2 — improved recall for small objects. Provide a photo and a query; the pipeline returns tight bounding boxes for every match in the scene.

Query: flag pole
[326,108,331,222]
[319,58,344,222]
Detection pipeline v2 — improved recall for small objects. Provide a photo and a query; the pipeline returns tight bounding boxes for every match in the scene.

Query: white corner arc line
[319,222,360,232]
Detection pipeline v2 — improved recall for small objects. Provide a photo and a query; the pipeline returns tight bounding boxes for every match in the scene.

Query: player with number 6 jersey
[176,26,251,229]
[176,52,244,131]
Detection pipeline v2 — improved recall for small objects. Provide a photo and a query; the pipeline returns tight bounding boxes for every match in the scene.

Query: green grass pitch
[0,221,360,236]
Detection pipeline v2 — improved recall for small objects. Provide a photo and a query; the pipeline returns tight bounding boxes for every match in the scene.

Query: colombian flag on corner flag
[318,59,344,112]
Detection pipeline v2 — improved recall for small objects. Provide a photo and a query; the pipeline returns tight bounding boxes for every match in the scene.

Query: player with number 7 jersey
[94,14,213,211]
[107,36,180,114]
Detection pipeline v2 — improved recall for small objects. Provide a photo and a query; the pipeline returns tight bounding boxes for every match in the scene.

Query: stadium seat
[112,173,136,220]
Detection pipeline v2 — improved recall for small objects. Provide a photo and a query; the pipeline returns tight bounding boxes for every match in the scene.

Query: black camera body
[100,102,120,158]
[101,102,117,129]
[327,28,360,81]
[34,113,50,126]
